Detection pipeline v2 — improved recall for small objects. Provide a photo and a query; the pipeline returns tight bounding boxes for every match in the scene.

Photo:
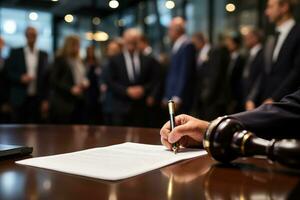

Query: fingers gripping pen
[168,100,179,154]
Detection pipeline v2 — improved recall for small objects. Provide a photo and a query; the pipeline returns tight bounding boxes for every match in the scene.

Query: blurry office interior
[0,0,300,127]
[1,0,300,56]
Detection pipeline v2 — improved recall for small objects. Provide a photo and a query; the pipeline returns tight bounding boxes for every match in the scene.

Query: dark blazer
[49,57,85,121]
[232,88,300,139]
[0,58,8,104]
[107,52,156,114]
[144,54,163,101]
[6,47,48,107]
[164,39,196,113]
[256,24,300,102]
[243,48,264,103]
[227,53,246,113]
[197,46,231,120]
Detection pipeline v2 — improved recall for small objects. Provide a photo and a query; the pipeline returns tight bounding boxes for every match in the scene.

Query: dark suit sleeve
[106,59,128,97]
[174,43,196,99]
[144,57,161,97]
[6,49,24,85]
[50,58,73,95]
[246,51,264,103]
[231,88,300,139]
[271,44,300,101]
[247,74,262,103]
[39,52,49,100]
[205,47,229,103]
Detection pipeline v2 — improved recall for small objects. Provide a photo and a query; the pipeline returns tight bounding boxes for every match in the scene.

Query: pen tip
[172,147,178,154]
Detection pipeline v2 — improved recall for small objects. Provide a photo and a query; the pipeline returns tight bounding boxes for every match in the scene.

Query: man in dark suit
[107,28,156,127]
[6,27,48,123]
[242,28,264,110]
[224,33,246,114]
[163,17,196,114]
[247,0,300,108]
[160,87,300,150]
[191,33,232,120]
[138,34,163,128]
[191,32,211,117]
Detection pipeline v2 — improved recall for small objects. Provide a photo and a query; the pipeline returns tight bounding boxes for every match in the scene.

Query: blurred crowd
[0,0,300,127]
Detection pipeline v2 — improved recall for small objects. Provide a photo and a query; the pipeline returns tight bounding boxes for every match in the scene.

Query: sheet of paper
[16,142,207,181]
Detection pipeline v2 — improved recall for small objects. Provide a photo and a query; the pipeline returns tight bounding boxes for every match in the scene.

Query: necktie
[130,53,136,82]
[271,31,281,62]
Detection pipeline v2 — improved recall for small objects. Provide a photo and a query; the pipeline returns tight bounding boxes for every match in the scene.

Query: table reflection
[161,156,211,184]
[203,163,300,200]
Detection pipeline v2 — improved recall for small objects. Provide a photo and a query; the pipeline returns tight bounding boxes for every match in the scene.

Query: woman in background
[49,35,89,124]
[84,45,102,124]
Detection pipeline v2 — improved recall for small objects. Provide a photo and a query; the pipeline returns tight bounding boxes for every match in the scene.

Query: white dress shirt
[228,51,239,74]
[272,18,296,62]
[197,44,211,68]
[24,46,39,96]
[69,58,88,86]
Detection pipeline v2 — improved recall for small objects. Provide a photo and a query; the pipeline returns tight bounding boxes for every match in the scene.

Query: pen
[168,100,179,154]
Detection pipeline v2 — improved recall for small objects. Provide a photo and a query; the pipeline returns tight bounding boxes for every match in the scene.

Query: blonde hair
[57,35,80,58]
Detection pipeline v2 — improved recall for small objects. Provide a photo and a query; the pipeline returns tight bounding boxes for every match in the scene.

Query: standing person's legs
[23,96,40,123]
[127,102,147,127]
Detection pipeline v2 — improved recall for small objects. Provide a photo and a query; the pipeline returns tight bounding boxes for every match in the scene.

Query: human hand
[71,85,83,96]
[146,96,155,107]
[80,79,90,89]
[20,74,34,84]
[41,100,49,113]
[100,84,107,93]
[245,100,255,111]
[127,86,144,100]
[263,98,274,104]
[160,114,209,150]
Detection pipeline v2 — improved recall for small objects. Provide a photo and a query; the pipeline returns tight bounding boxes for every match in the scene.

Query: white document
[16,142,207,181]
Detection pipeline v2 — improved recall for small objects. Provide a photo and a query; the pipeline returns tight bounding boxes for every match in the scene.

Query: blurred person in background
[194,34,231,120]
[138,34,162,128]
[192,32,211,72]
[246,0,300,109]
[0,37,11,123]
[49,35,89,124]
[162,17,196,114]
[224,33,245,114]
[84,45,102,124]
[99,39,122,125]
[191,32,211,117]
[107,28,157,127]
[6,27,48,123]
[242,28,264,111]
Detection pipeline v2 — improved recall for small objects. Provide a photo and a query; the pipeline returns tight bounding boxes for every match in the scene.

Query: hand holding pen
[168,100,180,154]
[160,114,209,151]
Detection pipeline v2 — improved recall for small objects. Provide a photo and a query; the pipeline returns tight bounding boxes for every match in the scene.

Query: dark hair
[278,0,298,13]
[192,32,206,43]
[226,32,242,47]
[248,28,264,43]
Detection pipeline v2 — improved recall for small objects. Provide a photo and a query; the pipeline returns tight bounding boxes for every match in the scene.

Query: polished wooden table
[0,125,299,199]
